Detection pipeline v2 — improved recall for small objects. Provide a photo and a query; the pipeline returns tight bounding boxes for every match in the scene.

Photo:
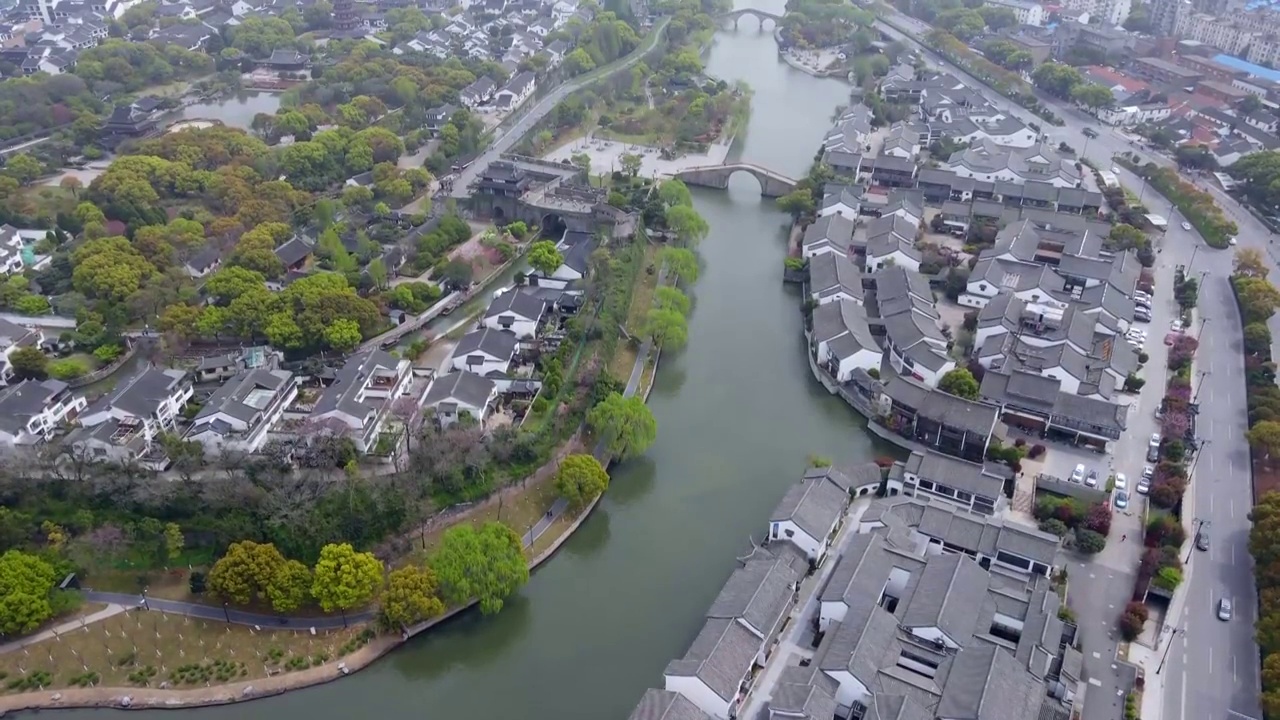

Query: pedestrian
[1121,534,1127,542]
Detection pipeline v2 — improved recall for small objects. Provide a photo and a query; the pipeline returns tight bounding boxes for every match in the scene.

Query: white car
[1149,433,1161,448]
[1171,319,1185,332]
[1071,463,1085,483]
[1114,473,1128,491]
[1230,236,1238,246]
[1181,221,1192,231]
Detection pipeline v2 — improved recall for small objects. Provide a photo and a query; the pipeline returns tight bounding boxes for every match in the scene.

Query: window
[918,479,934,491]
[784,529,795,539]
[896,649,940,679]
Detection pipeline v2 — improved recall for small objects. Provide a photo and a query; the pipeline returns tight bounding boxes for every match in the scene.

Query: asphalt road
[448,17,670,200]
[876,12,1265,720]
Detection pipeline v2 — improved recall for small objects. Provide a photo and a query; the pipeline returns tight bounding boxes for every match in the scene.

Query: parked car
[1114,473,1127,491]
[1085,470,1099,487]
[1147,445,1160,463]
[1229,236,1238,246]
[1114,491,1129,509]
[1136,479,1150,495]
[1142,465,1155,480]
[1135,311,1152,324]
[1071,463,1086,483]
[1149,433,1161,448]
[1181,221,1192,231]
[1219,597,1232,621]
[1197,521,1211,551]
[1083,127,1099,138]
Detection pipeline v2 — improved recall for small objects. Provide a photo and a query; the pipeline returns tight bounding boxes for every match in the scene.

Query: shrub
[48,357,90,380]
[1145,514,1186,548]
[1153,566,1183,590]
[1039,518,1069,537]
[1028,443,1046,459]
[1124,373,1146,392]
[1084,503,1112,536]
[1118,610,1145,641]
[531,396,549,414]
[1163,439,1186,463]
[1076,529,1106,554]
[1138,351,1150,364]
[1013,437,1026,448]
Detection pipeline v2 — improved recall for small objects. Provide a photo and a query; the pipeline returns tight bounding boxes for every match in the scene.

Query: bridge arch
[672,162,799,198]
[541,212,567,238]
[718,8,783,30]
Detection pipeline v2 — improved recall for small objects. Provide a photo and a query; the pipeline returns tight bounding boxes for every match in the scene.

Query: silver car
[1219,597,1232,621]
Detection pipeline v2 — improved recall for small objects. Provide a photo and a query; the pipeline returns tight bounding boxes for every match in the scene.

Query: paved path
[0,604,128,655]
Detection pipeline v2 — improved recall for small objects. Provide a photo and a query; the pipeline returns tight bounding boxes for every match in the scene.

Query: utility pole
[1185,517,1204,563]
[1188,439,1210,480]
[1156,618,1182,674]
[1193,371,1210,403]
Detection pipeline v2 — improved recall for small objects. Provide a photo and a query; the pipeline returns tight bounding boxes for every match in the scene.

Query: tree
[776,188,816,219]
[1071,83,1115,110]
[555,453,610,509]
[439,259,473,291]
[1236,247,1269,279]
[619,152,643,177]
[1246,322,1273,356]
[379,565,446,628]
[0,550,57,635]
[665,205,709,246]
[527,240,564,276]
[266,559,312,613]
[324,318,363,352]
[8,346,48,381]
[938,368,980,399]
[587,392,658,460]
[430,522,528,615]
[311,542,384,613]
[645,307,689,348]
[206,540,286,606]
[653,286,691,316]
[658,179,693,207]
[1250,421,1280,460]
[1075,529,1106,554]
[163,523,184,562]
[660,247,698,283]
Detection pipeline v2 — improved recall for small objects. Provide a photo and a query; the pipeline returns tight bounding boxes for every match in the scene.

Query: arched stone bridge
[717,7,784,29]
[673,162,798,198]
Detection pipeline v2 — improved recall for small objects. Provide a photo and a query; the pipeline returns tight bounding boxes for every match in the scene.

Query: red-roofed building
[1083,66,1152,95]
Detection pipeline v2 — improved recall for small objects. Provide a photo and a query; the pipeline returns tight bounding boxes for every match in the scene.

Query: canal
[56,6,893,719]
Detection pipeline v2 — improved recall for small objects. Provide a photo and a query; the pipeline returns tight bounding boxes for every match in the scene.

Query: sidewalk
[0,604,127,655]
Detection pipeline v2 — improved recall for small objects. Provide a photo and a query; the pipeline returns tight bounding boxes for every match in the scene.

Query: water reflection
[562,506,611,558]
[389,594,533,680]
[605,456,656,507]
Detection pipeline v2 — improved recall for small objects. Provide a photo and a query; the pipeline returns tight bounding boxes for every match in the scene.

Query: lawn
[0,610,365,693]
[608,243,661,381]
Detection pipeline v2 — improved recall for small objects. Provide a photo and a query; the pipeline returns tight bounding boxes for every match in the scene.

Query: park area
[0,610,366,694]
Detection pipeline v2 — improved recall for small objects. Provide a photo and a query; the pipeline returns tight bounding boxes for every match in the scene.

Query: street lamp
[1155,620,1185,675]
[222,602,230,623]
[1188,439,1210,480]
[1185,517,1205,564]
[1193,371,1210,404]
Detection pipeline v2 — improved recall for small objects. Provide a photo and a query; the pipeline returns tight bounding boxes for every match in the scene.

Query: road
[875,11,1264,720]
[448,17,670,199]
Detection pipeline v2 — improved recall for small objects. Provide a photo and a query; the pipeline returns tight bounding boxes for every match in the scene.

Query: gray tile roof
[770,475,848,543]
[804,214,856,251]
[809,252,864,302]
[819,595,902,687]
[768,680,838,720]
[0,379,68,435]
[273,236,313,266]
[871,496,1060,569]
[664,618,759,702]
[455,327,519,361]
[864,693,933,720]
[192,368,292,428]
[0,318,36,348]
[936,645,1045,720]
[485,288,546,322]
[819,533,925,606]
[905,450,1005,501]
[812,300,877,358]
[880,374,1000,438]
[707,555,801,637]
[626,689,711,720]
[313,350,399,420]
[88,366,187,419]
[423,371,495,410]
[901,553,988,644]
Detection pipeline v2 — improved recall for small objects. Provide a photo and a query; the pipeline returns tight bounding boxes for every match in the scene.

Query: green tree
[8,346,48,381]
[379,566,446,629]
[658,179,693,207]
[0,550,57,635]
[619,152,643,177]
[207,540,286,606]
[1246,322,1273,356]
[660,247,699,283]
[430,522,528,615]
[665,205,709,246]
[645,307,689,348]
[311,542,384,613]
[587,392,658,460]
[653,286,691,316]
[163,523,184,562]
[938,368,980,399]
[1249,420,1280,460]
[777,188,816,219]
[1075,529,1106,554]
[266,559,312,613]
[527,240,564,276]
[1071,83,1115,109]
[555,453,610,509]
[324,318,363,352]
